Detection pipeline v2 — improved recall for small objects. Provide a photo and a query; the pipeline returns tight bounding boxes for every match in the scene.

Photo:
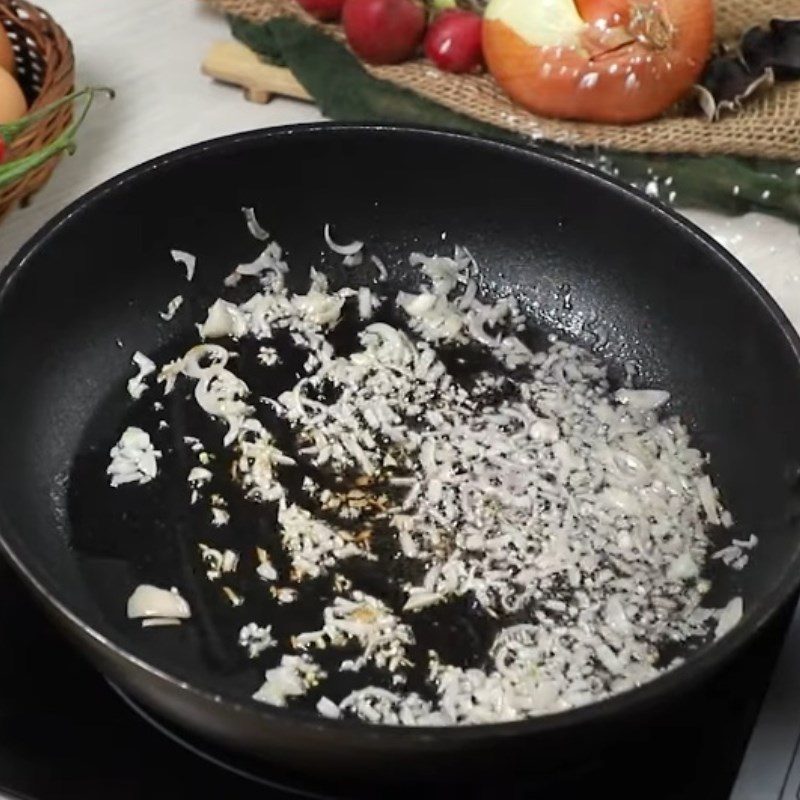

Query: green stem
[0,86,114,144]
[0,87,112,189]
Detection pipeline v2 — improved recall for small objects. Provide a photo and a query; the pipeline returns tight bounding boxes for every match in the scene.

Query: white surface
[0,0,799,336]
[688,210,800,332]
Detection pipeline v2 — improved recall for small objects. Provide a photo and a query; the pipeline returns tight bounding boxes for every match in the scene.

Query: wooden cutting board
[201,40,312,104]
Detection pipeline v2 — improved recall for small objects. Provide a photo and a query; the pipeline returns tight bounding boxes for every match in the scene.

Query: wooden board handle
[201,41,312,104]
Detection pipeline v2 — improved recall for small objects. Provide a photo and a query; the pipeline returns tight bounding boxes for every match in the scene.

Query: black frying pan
[1,125,800,790]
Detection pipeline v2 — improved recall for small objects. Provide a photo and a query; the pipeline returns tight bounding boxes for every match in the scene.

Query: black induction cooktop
[0,552,788,800]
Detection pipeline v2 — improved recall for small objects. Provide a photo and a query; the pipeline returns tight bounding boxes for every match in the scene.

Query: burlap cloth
[208,0,800,159]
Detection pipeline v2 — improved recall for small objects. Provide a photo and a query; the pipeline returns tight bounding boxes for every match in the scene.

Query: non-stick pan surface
[1,125,800,783]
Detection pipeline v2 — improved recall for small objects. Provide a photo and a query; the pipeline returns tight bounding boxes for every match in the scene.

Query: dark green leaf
[229,14,287,67]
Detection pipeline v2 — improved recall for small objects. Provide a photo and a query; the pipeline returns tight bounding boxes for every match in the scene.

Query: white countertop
[4,0,800,330]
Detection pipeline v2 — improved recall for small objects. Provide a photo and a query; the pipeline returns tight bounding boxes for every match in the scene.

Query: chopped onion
[181,344,230,380]
[232,241,289,286]
[127,352,156,400]
[127,584,190,623]
[170,249,196,281]
[323,223,364,256]
[371,255,389,280]
[403,590,444,612]
[212,507,231,527]
[159,295,184,321]
[343,252,363,268]
[358,287,375,321]
[253,655,326,707]
[242,206,269,240]
[239,622,276,658]
[696,475,721,526]
[317,696,341,719]
[107,427,160,487]
[293,592,412,673]
[188,466,212,486]
[715,597,743,639]
[615,388,670,411]
[668,552,699,581]
[118,232,750,728]
[222,585,243,606]
[200,299,248,339]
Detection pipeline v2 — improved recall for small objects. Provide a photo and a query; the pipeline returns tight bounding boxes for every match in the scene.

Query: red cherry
[296,0,345,22]
[342,0,427,65]
[425,9,484,73]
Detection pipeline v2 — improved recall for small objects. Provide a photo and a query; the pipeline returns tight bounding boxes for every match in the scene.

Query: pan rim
[1,122,800,745]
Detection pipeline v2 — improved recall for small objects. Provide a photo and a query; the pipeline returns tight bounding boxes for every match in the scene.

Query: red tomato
[424,10,484,74]
[342,0,427,65]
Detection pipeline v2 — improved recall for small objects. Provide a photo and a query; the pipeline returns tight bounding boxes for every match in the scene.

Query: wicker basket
[0,0,74,219]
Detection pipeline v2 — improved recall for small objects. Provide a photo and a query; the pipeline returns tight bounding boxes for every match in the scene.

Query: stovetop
[0,553,789,800]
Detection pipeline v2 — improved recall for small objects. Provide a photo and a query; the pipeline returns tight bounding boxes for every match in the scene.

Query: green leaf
[603,152,800,221]
[229,14,287,67]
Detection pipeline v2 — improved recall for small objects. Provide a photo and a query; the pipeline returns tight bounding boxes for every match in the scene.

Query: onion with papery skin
[483,0,714,123]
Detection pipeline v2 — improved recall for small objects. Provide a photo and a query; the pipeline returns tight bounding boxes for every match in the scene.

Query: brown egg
[0,26,14,74]
[0,67,26,123]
